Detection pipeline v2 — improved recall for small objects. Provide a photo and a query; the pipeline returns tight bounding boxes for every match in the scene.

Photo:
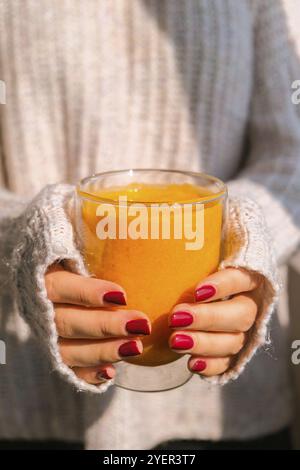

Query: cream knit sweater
[0,0,300,449]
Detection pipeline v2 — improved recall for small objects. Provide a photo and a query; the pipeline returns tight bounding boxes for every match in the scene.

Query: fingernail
[126,319,150,335]
[171,334,194,350]
[195,284,216,302]
[191,360,207,372]
[103,291,126,305]
[170,311,193,328]
[119,340,141,357]
[97,368,113,380]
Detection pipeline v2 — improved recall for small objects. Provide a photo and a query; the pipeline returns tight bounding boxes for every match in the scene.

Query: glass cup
[75,169,227,392]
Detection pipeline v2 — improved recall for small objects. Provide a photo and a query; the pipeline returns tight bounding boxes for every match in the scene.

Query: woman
[0,0,299,450]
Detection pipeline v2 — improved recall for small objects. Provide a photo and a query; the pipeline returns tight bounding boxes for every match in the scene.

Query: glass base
[115,355,193,392]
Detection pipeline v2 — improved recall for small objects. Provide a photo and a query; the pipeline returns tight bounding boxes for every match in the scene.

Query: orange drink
[76,170,227,391]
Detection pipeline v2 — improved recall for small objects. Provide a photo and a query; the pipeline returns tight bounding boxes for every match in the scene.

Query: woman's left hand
[169,268,262,377]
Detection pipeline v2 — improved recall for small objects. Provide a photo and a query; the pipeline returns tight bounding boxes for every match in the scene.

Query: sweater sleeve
[228,0,300,264]
[204,196,280,385]
[208,0,300,385]
[1,183,113,394]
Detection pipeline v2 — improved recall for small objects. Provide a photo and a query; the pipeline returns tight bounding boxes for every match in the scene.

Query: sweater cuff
[11,184,113,394]
[204,196,281,385]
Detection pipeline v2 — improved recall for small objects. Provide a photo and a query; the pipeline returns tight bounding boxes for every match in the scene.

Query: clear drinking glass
[75,169,227,392]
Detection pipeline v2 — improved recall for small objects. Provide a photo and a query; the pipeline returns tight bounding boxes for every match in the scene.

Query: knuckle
[93,348,104,365]
[201,333,213,354]
[250,272,263,290]
[96,342,117,363]
[78,283,92,306]
[194,303,214,329]
[243,269,261,291]
[239,311,255,332]
[57,338,69,365]
[45,272,57,302]
[239,300,257,332]
[55,310,73,338]
[96,317,114,338]
[104,311,129,337]
[230,268,256,292]
[235,267,253,291]
[245,271,255,291]
[221,358,231,373]
[45,264,65,301]
[232,333,246,354]
[203,305,217,330]
[227,267,241,286]
[249,298,258,318]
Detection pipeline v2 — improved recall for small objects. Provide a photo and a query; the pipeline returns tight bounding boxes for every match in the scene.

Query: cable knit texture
[0,0,300,449]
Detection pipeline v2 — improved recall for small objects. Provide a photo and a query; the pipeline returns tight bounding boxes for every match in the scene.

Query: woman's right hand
[45,264,151,385]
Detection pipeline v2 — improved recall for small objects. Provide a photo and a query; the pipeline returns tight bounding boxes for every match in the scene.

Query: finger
[169,293,258,333]
[55,304,151,339]
[72,364,115,385]
[45,265,127,307]
[169,331,246,357]
[194,268,261,302]
[188,356,231,377]
[59,337,143,367]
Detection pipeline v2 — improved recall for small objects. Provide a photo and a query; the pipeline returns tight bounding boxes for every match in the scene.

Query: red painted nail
[171,334,194,350]
[191,360,207,372]
[195,284,216,302]
[97,368,113,380]
[170,311,193,328]
[103,291,126,305]
[119,340,141,357]
[126,319,150,335]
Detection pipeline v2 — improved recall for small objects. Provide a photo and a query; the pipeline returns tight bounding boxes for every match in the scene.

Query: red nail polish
[97,368,113,380]
[195,284,216,302]
[170,311,193,328]
[103,291,126,305]
[126,319,150,335]
[119,340,141,357]
[171,334,194,350]
[192,360,207,372]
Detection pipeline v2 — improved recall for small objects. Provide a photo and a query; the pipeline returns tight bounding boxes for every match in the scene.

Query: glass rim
[77,168,227,206]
